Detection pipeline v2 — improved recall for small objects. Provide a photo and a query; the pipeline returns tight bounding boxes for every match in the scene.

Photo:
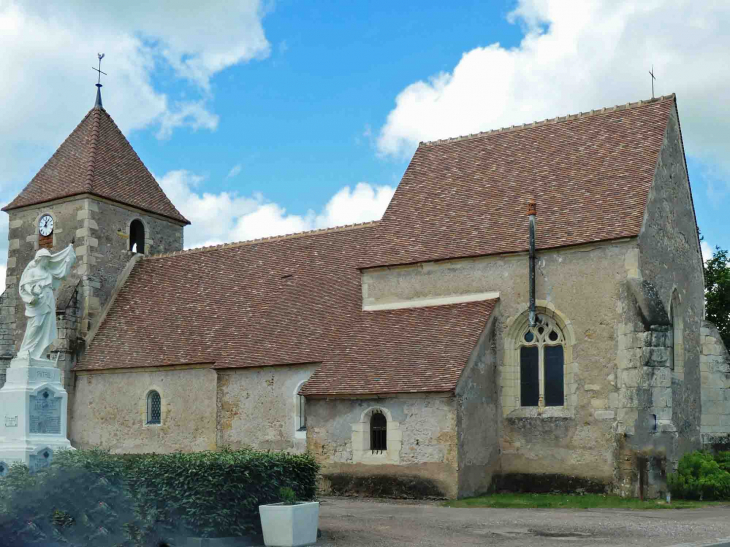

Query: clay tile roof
[3,106,189,224]
[364,95,676,267]
[300,299,497,396]
[76,223,380,372]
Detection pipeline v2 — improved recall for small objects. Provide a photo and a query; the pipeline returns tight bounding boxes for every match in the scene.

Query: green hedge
[0,448,319,546]
[668,450,730,500]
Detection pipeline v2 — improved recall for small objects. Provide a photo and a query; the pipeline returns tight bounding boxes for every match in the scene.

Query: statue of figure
[18,245,76,360]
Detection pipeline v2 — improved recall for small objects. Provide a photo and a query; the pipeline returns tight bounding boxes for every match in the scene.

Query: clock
[39,214,54,237]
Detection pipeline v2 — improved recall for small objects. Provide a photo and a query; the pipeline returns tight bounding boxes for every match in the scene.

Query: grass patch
[444,493,730,510]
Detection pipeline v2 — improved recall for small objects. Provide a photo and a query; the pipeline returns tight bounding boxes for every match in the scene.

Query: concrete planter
[259,501,320,547]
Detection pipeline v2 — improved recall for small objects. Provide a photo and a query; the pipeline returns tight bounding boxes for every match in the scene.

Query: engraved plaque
[29,389,61,434]
[29,449,52,472]
[5,416,17,427]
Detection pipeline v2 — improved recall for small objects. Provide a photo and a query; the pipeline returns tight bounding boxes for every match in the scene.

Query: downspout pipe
[528,199,537,327]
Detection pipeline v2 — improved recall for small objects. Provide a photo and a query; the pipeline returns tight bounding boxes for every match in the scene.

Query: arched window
[519,314,565,407]
[147,390,161,425]
[130,219,145,254]
[370,411,387,452]
[297,393,306,431]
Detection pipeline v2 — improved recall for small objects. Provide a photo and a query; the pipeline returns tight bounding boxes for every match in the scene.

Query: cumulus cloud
[157,171,395,249]
[377,0,730,179]
[0,0,270,185]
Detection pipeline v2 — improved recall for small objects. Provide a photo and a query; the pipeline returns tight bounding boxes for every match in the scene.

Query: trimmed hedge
[668,450,730,500]
[0,448,319,546]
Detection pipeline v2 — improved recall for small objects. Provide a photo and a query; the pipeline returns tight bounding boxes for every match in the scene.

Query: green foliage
[444,492,726,509]
[705,246,730,348]
[668,450,730,500]
[278,487,297,505]
[0,448,320,545]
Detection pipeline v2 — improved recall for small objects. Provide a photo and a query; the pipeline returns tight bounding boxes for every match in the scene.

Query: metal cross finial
[649,65,656,99]
[92,53,107,85]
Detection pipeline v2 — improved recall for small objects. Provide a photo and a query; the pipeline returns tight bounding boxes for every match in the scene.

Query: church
[1,86,728,499]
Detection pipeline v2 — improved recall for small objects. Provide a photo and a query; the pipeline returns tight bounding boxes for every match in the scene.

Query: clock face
[39,215,54,237]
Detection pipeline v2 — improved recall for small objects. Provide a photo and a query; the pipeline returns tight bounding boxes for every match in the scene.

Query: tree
[705,246,730,349]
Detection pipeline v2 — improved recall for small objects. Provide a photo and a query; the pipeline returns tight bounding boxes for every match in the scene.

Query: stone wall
[455,309,501,497]
[216,364,318,453]
[306,394,459,498]
[700,321,730,446]
[363,239,635,487]
[71,367,217,453]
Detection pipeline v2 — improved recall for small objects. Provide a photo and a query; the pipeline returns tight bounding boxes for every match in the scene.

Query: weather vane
[92,53,107,85]
[649,65,656,99]
[92,53,107,108]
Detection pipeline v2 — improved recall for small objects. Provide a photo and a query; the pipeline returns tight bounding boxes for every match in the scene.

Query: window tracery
[519,314,565,408]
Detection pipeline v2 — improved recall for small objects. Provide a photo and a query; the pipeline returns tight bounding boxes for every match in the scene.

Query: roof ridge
[99,109,190,223]
[147,220,380,259]
[84,108,102,192]
[420,94,676,148]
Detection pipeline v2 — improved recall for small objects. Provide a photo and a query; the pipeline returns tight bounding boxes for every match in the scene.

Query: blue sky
[1,0,728,283]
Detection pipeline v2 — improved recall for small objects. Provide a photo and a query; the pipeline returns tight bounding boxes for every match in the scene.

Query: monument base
[0,354,72,475]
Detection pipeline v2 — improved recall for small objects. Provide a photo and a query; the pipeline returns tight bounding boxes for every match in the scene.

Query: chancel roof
[76,95,680,395]
[3,106,189,224]
[367,95,676,267]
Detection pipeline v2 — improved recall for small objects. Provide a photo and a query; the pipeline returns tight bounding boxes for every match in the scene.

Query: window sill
[506,406,573,419]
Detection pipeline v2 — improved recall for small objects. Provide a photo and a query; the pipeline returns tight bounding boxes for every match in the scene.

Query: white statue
[17,244,76,360]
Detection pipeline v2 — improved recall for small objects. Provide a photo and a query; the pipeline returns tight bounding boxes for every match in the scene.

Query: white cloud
[701,241,714,264]
[377,0,730,178]
[226,164,243,180]
[157,171,395,249]
[0,0,270,185]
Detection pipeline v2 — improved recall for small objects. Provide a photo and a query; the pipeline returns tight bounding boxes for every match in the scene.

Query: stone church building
[1,90,728,499]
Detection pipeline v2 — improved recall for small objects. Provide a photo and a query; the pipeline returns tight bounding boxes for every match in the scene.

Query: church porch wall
[70,367,217,453]
[306,394,459,498]
[215,364,318,453]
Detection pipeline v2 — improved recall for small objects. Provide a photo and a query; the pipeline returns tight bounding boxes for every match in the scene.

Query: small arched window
[370,411,387,452]
[130,219,145,254]
[147,390,161,425]
[519,314,565,408]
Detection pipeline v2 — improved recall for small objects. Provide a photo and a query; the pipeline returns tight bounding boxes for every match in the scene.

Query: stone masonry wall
[362,239,636,486]
[307,394,460,498]
[71,367,217,453]
[700,321,730,445]
[216,364,319,453]
[456,310,501,498]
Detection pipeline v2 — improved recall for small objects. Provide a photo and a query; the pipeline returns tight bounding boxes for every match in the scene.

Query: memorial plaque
[29,389,61,434]
[29,449,52,472]
[5,415,17,427]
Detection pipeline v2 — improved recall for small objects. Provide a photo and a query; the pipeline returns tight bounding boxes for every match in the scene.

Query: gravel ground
[315,497,730,547]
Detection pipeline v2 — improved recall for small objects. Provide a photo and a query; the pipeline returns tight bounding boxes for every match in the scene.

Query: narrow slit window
[147,390,161,424]
[370,412,387,452]
[297,394,306,431]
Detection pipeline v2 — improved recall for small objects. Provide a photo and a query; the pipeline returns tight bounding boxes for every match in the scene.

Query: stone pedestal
[0,353,72,475]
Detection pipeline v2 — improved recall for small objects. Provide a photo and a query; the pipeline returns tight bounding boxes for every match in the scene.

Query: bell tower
[0,78,190,407]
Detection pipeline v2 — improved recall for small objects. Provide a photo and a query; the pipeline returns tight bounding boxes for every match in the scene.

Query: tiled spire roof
[3,105,189,224]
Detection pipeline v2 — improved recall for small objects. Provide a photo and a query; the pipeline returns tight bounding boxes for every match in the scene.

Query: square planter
[259,501,320,547]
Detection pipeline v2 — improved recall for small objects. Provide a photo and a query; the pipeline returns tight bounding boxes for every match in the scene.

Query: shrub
[0,448,319,545]
[668,450,730,500]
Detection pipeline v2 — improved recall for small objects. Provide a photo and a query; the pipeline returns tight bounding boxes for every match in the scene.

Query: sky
[1,0,729,289]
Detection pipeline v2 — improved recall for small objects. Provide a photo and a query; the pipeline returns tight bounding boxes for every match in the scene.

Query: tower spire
[92,53,107,109]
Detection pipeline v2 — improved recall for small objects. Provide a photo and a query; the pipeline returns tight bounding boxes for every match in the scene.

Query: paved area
[316,497,730,547]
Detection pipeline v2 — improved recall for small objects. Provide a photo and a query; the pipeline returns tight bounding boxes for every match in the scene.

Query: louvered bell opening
[370,412,387,452]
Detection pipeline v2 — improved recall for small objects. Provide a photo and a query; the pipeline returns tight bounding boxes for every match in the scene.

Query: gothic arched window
[370,412,387,452]
[147,390,161,425]
[130,219,145,254]
[519,314,565,407]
